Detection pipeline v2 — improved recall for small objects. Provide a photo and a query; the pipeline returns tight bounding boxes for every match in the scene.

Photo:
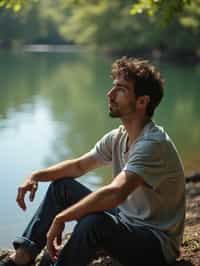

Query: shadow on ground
[173,260,194,266]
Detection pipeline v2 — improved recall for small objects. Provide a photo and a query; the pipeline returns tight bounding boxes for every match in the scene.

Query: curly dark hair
[111,57,164,117]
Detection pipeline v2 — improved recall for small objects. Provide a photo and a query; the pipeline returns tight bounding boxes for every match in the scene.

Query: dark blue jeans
[13,178,167,266]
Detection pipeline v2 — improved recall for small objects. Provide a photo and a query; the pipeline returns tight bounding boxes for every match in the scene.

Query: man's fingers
[46,231,54,258]
[29,182,38,201]
[47,236,57,261]
[56,230,62,246]
[16,188,26,210]
[29,190,35,202]
[16,181,38,208]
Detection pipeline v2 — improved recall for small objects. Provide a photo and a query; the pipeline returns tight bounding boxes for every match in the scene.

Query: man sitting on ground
[1,57,185,266]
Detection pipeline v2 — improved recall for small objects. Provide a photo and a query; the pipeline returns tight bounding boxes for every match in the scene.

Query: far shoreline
[0,44,199,65]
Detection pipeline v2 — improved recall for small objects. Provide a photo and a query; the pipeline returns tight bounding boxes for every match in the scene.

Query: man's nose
[107,87,115,98]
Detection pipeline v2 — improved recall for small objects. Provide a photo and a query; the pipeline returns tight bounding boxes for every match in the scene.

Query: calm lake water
[0,50,200,248]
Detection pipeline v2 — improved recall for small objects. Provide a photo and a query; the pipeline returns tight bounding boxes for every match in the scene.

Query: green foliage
[0,0,66,46]
[0,0,32,12]
[48,0,200,52]
[0,0,199,55]
[180,0,200,29]
[131,0,192,24]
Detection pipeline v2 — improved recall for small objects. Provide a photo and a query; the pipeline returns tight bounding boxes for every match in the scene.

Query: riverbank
[1,174,200,266]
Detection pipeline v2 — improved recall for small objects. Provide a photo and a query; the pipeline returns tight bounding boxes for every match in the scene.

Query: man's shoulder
[133,121,178,156]
[143,121,170,144]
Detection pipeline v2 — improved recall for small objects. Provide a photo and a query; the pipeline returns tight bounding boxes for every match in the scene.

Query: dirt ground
[178,181,200,266]
[0,180,200,266]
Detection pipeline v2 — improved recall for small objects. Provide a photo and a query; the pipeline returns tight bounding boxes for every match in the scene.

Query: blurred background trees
[0,0,199,58]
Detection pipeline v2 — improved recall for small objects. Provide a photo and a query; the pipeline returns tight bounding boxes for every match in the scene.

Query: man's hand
[16,175,38,210]
[46,217,65,261]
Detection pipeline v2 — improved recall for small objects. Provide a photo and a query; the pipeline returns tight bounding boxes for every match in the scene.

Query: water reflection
[0,51,200,247]
[155,63,200,172]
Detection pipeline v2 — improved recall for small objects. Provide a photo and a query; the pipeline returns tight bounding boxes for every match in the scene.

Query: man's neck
[121,115,150,148]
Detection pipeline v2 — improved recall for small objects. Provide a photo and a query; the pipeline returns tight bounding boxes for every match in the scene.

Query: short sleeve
[123,140,165,188]
[89,129,117,164]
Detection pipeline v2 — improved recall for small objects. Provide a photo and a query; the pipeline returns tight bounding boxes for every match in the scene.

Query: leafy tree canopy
[131,0,191,21]
[0,0,199,30]
[0,0,31,12]
[0,0,194,20]
[0,0,200,55]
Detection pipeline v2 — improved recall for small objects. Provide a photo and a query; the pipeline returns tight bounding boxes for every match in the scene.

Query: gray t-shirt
[89,120,185,264]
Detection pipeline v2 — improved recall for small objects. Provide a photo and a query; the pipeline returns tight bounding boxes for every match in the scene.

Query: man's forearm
[46,185,122,259]
[56,185,125,223]
[31,158,83,182]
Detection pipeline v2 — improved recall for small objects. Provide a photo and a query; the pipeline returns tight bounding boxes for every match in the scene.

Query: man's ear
[137,95,150,109]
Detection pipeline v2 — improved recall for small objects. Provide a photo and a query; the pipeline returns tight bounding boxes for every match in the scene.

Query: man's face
[107,77,137,118]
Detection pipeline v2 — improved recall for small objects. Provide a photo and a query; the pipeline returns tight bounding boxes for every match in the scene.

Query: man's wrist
[30,171,40,182]
[55,213,67,224]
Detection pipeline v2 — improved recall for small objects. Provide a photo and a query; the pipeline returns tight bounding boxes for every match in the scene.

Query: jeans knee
[47,178,91,211]
[48,177,74,194]
[74,213,113,242]
[46,178,75,206]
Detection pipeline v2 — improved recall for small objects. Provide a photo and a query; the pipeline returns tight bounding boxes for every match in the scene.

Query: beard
[108,105,121,118]
[108,103,136,118]
[109,110,121,118]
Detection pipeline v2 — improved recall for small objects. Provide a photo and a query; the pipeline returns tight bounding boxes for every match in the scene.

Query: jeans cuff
[13,237,41,258]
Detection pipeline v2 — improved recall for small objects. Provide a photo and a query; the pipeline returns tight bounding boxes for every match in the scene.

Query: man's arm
[31,152,102,182]
[46,171,144,259]
[16,152,102,210]
[56,170,144,221]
